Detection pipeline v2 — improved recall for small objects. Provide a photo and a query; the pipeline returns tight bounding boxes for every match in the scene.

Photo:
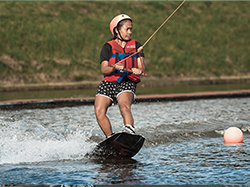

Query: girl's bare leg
[117,92,134,126]
[94,95,112,137]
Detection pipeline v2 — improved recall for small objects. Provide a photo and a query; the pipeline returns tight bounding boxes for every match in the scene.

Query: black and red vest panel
[103,39,140,83]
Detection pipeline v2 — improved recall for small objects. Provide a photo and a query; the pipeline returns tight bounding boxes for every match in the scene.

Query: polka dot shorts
[96,80,137,103]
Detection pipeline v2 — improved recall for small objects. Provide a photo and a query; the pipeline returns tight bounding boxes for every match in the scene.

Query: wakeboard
[86,132,145,158]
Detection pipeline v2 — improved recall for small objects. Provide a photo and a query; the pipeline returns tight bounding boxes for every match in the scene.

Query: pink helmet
[110,14,132,36]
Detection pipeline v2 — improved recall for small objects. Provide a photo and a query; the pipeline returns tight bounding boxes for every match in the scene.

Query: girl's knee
[95,104,106,117]
[119,104,131,115]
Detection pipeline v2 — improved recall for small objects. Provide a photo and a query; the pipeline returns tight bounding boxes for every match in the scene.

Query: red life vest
[103,39,141,83]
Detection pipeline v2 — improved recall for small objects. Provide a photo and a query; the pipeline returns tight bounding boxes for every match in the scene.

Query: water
[0,98,250,185]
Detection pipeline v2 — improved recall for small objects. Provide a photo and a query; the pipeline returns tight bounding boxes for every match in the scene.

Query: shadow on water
[89,157,138,165]
[89,157,144,185]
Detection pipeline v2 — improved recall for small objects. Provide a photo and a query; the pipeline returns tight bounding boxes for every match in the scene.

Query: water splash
[0,107,98,164]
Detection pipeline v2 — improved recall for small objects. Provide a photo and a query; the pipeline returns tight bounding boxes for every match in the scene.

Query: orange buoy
[224,127,243,143]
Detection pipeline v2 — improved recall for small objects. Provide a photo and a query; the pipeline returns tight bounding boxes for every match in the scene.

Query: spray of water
[0,107,97,164]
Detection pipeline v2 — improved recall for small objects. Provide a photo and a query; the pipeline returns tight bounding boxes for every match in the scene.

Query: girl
[95,14,145,138]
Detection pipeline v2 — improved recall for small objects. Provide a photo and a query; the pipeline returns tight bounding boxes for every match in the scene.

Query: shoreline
[1,75,250,92]
[1,89,250,110]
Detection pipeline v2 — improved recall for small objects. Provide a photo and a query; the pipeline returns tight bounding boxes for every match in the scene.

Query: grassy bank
[1,1,249,86]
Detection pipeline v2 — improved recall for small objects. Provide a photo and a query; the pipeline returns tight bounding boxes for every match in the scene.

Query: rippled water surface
[0,98,250,185]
